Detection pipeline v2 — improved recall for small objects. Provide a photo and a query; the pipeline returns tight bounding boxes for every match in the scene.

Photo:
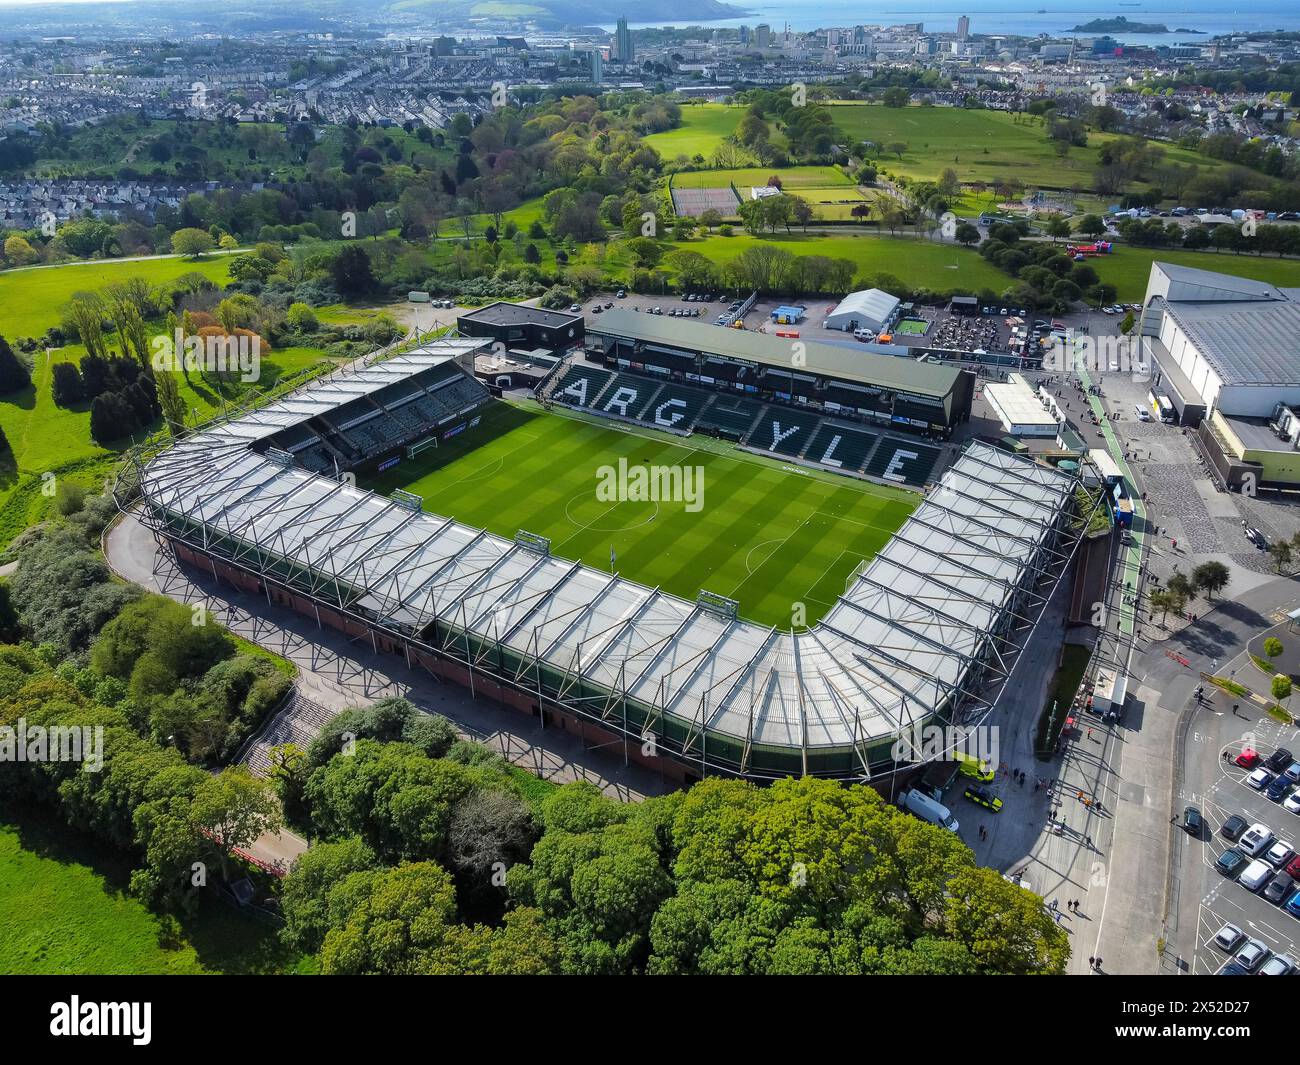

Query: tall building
[615,16,634,63]
[957,15,970,40]
[739,24,750,44]
[755,23,771,48]
[589,48,603,82]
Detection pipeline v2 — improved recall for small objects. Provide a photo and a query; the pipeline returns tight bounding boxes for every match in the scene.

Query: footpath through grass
[364,401,916,628]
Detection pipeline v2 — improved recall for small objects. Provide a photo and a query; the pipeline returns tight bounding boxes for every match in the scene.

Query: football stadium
[117,313,1094,785]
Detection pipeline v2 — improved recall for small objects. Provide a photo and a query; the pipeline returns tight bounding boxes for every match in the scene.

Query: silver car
[1234,938,1270,972]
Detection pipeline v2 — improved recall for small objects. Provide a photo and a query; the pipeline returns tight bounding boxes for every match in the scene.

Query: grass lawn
[0,806,312,974]
[645,104,741,160]
[0,255,232,340]
[363,401,916,628]
[685,231,1009,293]
[0,256,339,550]
[1091,247,1300,301]
[829,104,1232,192]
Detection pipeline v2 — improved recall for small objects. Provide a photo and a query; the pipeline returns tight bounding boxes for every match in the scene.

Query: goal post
[406,436,437,460]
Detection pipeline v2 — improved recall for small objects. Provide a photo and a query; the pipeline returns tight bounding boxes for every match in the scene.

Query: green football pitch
[363,402,917,629]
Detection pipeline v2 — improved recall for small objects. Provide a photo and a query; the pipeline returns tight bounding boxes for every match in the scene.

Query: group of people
[930,314,1002,352]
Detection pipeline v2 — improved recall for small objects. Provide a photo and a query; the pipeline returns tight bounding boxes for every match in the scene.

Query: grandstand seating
[863,437,944,487]
[637,381,711,432]
[551,363,615,409]
[593,373,661,421]
[804,423,878,473]
[696,395,764,438]
[435,376,487,413]
[746,405,824,457]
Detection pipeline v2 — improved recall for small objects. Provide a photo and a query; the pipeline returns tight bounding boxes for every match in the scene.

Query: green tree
[0,335,32,394]
[1149,587,1185,624]
[1045,216,1072,243]
[1265,637,1285,663]
[1191,560,1230,600]
[1271,540,1294,574]
[155,367,187,437]
[281,836,379,951]
[1078,214,1107,238]
[189,766,282,880]
[1273,674,1293,716]
[171,228,215,257]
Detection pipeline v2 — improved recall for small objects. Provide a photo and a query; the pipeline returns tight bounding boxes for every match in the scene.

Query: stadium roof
[825,288,901,327]
[1154,261,1286,302]
[458,301,582,328]
[1155,296,1300,387]
[202,344,483,447]
[135,346,1076,770]
[592,308,960,399]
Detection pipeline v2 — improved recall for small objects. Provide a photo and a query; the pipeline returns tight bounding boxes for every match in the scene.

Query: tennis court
[670,185,741,218]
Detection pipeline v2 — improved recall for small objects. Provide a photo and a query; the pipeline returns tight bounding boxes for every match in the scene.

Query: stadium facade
[587,309,974,436]
[119,339,1089,785]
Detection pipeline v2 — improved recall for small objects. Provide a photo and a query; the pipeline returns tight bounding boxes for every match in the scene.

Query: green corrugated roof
[592,309,961,400]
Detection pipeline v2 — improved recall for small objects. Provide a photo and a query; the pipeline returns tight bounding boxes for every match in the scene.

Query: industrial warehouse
[117,338,1090,785]
[1137,262,1300,490]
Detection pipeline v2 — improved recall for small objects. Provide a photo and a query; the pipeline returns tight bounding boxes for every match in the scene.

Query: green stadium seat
[748,406,823,457]
[552,364,615,408]
[864,436,943,487]
[805,423,878,472]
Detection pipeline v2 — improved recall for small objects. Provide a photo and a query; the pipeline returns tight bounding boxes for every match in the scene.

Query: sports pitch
[363,402,917,629]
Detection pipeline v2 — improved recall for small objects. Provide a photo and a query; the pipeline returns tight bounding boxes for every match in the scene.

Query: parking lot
[1177,693,1300,974]
[581,290,1050,353]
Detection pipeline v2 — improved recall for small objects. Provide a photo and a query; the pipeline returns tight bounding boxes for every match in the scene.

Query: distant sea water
[599,1,1299,45]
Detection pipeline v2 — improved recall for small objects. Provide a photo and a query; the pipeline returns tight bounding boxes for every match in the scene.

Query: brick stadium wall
[169,538,692,785]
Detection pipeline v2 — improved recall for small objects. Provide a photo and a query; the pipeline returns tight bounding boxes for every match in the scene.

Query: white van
[1239,858,1273,892]
[1134,404,1151,422]
[901,788,960,833]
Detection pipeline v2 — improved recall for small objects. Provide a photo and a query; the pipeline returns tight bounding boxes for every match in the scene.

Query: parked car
[1261,954,1296,975]
[1236,748,1262,768]
[1213,923,1246,951]
[963,785,1003,812]
[1240,823,1275,856]
[1221,814,1248,840]
[1267,775,1294,802]
[1234,938,1271,972]
[1283,791,1300,815]
[1286,892,1300,919]
[1266,873,1297,903]
[1217,848,1248,877]
[1249,767,1275,790]
[1218,961,1252,974]
[1183,806,1203,836]
[1240,858,1273,892]
[1286,852,1300,879]
[1267,840,1295,867]
[615,289,626,298]
[1267,748,1295,772]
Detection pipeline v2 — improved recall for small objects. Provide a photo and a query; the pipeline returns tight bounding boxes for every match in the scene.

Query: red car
[1285,854,1300,879]
[1236,748,1262,769]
